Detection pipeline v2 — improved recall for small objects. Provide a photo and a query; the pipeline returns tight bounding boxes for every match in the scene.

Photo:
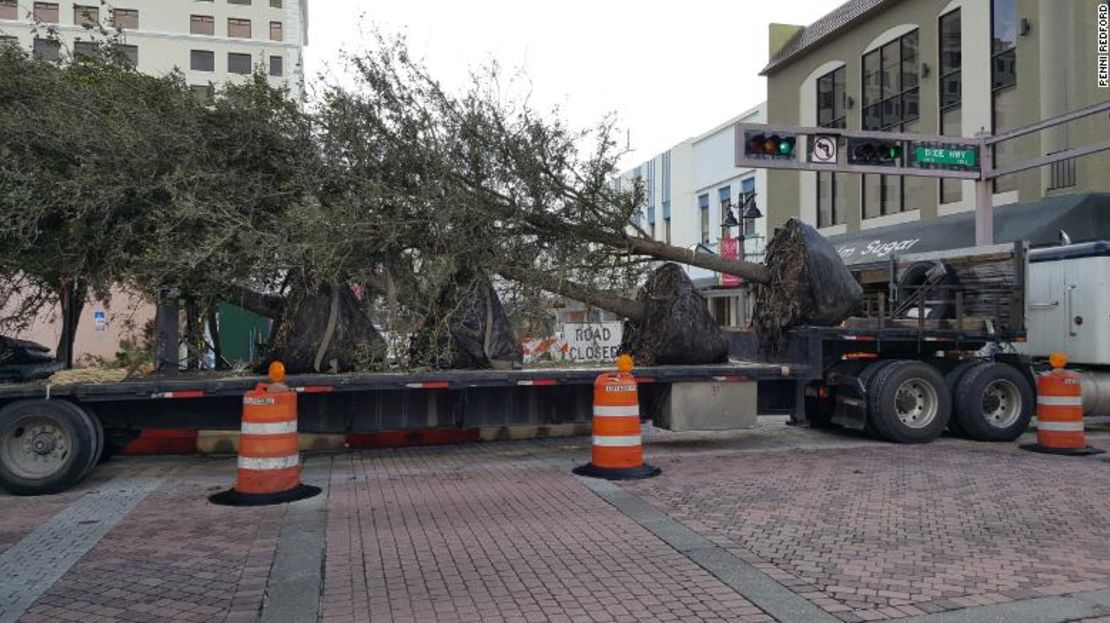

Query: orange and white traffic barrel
[1022,352,1103,456]
[573,355,660,480]
[210,361,322,505]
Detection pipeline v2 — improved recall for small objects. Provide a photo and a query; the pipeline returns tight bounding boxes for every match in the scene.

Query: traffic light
[847,138,903,165]
[744,131,797,160]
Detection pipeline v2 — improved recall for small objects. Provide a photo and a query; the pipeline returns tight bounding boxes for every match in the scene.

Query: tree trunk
[183,297,205,370]
[230,285,285,320]
[472,188,774,284]
[154,288,180,372]
[207,306,224,370]
[622,237,773,284]
[497,266,645,321]
[55,279,86,368]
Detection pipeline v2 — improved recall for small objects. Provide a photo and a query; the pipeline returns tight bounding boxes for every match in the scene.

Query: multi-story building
[0,0,308,362]
[619,102,768,327]
[0,0,309,99]
[761,0,1110,238]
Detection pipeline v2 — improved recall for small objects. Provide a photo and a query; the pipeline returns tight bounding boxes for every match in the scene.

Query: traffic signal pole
[974,131,993,246]
[734,99,1110,248]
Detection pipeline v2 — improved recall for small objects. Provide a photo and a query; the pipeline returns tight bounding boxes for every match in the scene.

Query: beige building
[0,0,308,361]
[0,0,308,99]
[761,0,1110,236]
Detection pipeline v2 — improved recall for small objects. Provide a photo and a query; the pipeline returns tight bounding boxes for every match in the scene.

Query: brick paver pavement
[320,444,772,623]
[16,459,286,623]
[2,426,1110,622]
[620,439,1110,622]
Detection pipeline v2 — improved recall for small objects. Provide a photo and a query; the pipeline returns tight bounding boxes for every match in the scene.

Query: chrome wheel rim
[981,379,1022,429]
[1,415,72,480]
[894,378,939,429]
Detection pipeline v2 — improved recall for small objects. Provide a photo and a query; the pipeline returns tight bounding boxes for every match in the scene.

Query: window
[991,0,1017,90]
[861,29,919,218]
[112,8,138,29]
[0,35,17,46]
[939,9,963,204]
[663,218,671,244]
[228,0,252,4]
[269,54,282,76]
[33,2,57,23]
[816,66,846,228]
[191,84,213,102]
[718,185,731,208]
[991,0,1017,193]
[32,37,59,61]
[74,5,97,27]
[191,14,214,35]
[270,0,282,7]
[0,0,16,20]
[228,52,252,74]
[269,20,282,41]
[228,17,251,38]
[698,193,710,244]
[190,49,214,71]
[114,43,137,67]
[73,40,97,58]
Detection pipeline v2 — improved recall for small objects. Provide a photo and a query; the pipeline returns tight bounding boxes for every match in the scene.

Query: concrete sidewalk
[1,424,1109,622]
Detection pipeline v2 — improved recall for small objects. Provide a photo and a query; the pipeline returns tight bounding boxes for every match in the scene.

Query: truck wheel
[0,400,97,495]
[954,363,1033,441]
[944,360,982,436]
[867,361,951,443]
[77,404,105,472]
[857,360,898,435]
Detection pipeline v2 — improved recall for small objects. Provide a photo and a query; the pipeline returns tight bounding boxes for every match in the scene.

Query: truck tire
[77,404,105,472]
[944,360,982,436]
[0,400,98,495]
[897,261,959,319]
[856,360,899,435]
[867,360,951,443]
[954,362,1034,441]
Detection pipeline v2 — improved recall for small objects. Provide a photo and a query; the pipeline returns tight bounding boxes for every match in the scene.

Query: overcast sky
[302,1,844,169]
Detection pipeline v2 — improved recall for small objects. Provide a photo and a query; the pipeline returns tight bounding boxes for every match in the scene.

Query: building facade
[0,0,308,99]
[619,102,768,327]
[762,0,1110,236]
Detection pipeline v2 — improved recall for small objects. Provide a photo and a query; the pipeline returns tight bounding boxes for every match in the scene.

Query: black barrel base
[1020,443,1104,456]
[209,483,322,506]
[573,463,661,480]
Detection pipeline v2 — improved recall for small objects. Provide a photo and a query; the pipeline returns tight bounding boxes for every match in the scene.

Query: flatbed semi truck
[4,240,1106,496]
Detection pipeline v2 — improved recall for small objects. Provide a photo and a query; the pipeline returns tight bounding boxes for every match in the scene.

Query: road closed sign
[562,322,623,362]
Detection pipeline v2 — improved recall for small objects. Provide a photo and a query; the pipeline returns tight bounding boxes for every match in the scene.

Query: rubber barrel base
[1020,443,1105,456]
[209,483,322,507]
[573,463,661,480]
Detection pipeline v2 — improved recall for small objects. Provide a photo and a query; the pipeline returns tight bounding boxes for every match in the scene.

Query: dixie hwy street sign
[914,145,977,167]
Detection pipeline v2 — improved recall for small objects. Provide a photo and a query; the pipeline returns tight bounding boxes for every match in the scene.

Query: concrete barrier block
[658,381,757,431]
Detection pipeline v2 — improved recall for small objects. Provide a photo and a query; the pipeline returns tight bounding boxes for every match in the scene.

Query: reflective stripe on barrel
[235,385,302,494]
[591,371,643,469]
[1036,369,1086,449]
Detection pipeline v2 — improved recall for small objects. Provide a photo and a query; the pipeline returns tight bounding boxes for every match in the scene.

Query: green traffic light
[778,137,795,155]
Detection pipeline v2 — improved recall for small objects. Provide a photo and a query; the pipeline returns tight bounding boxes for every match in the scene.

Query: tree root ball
[754,218,863,352]
[268,284,386,374]
[621,263,729,366]
[410,272,523,369]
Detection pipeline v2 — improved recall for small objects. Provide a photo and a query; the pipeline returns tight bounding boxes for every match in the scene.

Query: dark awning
[827,192,1110,265]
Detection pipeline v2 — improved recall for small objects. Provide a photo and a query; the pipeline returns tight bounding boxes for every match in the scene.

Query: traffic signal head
[744,131,797,160]
[847,138,903,165]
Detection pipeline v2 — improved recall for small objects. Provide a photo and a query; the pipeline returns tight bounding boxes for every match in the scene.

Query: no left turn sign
[810,135,838,164]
